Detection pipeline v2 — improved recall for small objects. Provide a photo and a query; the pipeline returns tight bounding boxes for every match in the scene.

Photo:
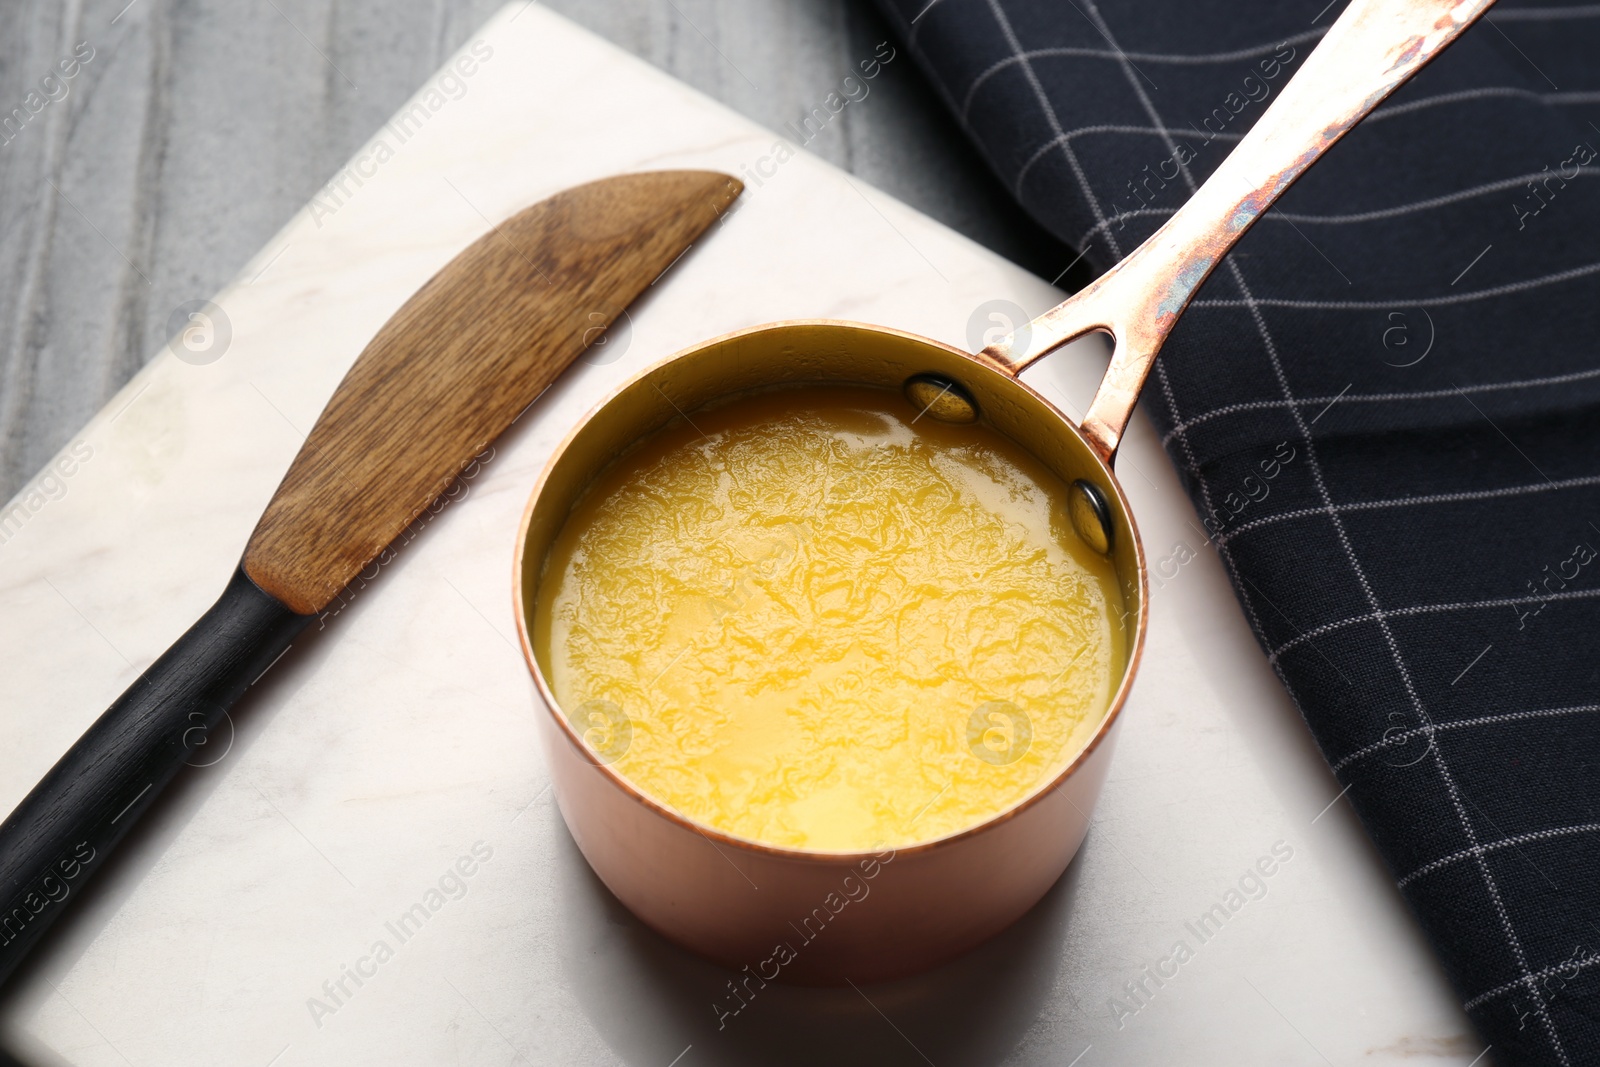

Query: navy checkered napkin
[873,0,1600,1062]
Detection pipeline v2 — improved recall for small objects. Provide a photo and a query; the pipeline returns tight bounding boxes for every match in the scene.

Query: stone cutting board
[0,5,1482,1065]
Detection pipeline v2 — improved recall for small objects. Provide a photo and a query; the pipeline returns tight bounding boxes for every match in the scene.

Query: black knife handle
[0,565,311,985]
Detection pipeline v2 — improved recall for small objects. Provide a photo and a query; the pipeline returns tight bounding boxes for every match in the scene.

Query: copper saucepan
[513,0,1493,983]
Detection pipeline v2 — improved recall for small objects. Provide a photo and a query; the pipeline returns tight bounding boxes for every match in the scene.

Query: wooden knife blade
[249,169,743,613]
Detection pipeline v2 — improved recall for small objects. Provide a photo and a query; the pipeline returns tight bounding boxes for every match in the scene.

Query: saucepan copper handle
[980,0,1495,464]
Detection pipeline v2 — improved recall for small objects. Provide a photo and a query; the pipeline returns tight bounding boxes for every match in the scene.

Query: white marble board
[0,5,1481,1065]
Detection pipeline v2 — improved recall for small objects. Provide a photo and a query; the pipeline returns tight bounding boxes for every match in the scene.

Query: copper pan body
[512,0,1490,984]
[513,322,1145,983]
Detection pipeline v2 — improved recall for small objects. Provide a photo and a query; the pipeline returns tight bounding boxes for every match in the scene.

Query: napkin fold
[874,1,1600,1062]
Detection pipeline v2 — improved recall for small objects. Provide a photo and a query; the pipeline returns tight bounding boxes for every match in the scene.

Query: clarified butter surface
[533,385,1127,851]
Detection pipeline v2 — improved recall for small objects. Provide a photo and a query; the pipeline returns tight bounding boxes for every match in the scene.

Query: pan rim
[512,318,1149,863]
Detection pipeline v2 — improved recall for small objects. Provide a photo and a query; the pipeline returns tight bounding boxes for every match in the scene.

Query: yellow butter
[533,386,1126,851]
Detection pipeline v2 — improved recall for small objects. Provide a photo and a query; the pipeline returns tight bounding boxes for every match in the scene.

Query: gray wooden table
[0,0,1068,502]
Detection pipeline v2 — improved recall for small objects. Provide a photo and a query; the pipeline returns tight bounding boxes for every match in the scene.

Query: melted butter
[533,386,1126,851]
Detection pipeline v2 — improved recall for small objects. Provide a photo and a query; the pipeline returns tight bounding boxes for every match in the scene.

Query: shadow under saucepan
[554,822,1085,1067]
